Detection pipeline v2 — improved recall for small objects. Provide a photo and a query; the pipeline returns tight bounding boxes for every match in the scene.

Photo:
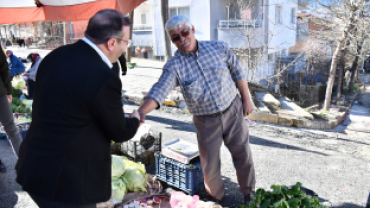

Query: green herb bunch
[236,182,327,208]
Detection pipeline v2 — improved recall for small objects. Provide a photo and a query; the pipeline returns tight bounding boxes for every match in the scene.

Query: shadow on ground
[0,140,21,208]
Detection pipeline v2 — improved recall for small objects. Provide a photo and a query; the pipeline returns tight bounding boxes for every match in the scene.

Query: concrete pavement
[120,58,164,95]
[332,73,370,133]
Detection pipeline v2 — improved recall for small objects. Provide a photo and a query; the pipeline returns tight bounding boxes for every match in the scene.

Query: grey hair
[165,15,192,36]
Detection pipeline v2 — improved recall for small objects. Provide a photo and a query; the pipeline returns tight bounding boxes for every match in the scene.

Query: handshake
[128,109,146,126]
[128,99,158,126]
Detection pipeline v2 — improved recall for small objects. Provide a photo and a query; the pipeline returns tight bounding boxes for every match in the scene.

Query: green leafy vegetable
[122,167,147,192]
[112,176,127,201]
[236,182,328,208]
[111,155,126,177]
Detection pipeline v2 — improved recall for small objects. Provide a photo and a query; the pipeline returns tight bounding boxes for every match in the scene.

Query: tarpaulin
[0,0,146,24]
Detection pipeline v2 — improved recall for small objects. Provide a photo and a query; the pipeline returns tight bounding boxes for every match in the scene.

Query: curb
[122,93,180,108]
[250,91,360,130]
[122,91,358,130]
[249,111,347,130]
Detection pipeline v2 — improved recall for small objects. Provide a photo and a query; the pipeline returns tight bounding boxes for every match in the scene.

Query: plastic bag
[170,192,199,208]
[19,94,26,101]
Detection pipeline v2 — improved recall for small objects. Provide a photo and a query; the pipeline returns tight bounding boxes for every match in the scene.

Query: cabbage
[112,176,127,201]
[111,155,125,177]
[122,168,147,192]
[12,81,18,88]
[17,81,26,89]
[122,157,146,175]
[121,157,147,192]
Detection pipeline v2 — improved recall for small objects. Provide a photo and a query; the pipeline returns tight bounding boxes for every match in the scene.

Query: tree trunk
[126,11,134,63]
[349,39,363,92]
[349,11,366,91]
[63,22,66,45]
[323,12,356,111]
[161,0,172,62]
[323,43,344,110]
[336,51,346,101]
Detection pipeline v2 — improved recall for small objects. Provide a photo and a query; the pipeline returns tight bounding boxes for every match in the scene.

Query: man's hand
[137,110,146,125]
[236,80,253,117]
[137,98,158,126]
[7,95,12,104]
[242,99,254,117]
[129,109,140,121]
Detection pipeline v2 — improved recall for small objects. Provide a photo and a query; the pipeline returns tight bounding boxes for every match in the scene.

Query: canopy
[0,0,146,25]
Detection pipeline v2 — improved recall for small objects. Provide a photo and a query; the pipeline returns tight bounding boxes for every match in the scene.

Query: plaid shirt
[146,41,247,115]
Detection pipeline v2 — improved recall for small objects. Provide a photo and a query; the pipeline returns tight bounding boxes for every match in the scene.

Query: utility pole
[126,11,134,63]
[161,0,172,61]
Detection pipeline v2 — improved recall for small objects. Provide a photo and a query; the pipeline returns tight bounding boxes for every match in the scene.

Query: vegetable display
[12,76,26,89]
[111,155,149,202]
[11,87,32,114]
[236,182,328,208]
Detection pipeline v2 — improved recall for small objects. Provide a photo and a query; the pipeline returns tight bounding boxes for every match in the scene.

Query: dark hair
[84,9,131,44]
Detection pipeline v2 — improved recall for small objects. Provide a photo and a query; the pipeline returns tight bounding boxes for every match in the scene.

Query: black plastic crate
[155,152,204,195]
[111,132,162,166]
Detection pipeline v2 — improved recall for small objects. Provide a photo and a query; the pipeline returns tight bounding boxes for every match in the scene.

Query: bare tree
[309,0,369,110]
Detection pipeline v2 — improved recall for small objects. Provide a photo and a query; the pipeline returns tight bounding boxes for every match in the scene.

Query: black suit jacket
[16,40,140,205]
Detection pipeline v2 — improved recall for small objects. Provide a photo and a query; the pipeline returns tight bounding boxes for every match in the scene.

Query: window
[169,7,190,20]
[141,13,146,25]
[275,51,281,59]
[170,8,177,17]
[275,6,282,24]
[291,8,296,24]
[281,49,287,57]
[268,53,274,62]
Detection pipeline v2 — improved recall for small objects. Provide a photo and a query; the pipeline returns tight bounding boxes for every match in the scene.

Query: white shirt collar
[82,37,113,69]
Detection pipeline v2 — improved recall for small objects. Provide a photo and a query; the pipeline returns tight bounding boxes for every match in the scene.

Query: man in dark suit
[16,10,140,208]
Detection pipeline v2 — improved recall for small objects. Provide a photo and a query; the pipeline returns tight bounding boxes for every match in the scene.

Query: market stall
[106,126,330,208]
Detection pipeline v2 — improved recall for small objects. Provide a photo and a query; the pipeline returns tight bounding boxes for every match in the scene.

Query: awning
[0,0,146,24]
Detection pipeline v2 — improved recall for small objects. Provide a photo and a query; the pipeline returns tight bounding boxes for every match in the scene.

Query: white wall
[133,0,153,26]
[151,0,211,56]
[267,0,297,54]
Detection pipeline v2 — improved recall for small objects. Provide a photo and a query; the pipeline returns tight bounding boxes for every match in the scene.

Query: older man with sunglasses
[138,15,256,205]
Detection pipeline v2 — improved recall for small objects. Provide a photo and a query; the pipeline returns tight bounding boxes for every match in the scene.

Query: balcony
[217,19,264,49]
[217,19,263,29]
[132,38,153,47]
[133,24,153,31]
[132,30,153,47]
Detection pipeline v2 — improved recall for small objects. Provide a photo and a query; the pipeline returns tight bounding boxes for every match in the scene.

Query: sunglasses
[171,30,190,42]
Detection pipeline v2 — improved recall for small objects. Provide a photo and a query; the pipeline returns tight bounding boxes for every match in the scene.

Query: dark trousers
[29,193,96,208]
[27,79,35,99]
[0,94,21,156]
[193,96,256,200]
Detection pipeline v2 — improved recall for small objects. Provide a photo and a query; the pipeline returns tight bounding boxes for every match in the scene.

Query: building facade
[132,0,298,85]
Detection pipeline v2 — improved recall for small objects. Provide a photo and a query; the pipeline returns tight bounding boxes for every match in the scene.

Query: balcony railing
[132,38,153,47]
[217,19,263,29]
[133,24,153,31]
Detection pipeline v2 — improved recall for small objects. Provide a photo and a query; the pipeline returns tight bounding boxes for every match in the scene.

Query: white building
[132,0,298,84]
